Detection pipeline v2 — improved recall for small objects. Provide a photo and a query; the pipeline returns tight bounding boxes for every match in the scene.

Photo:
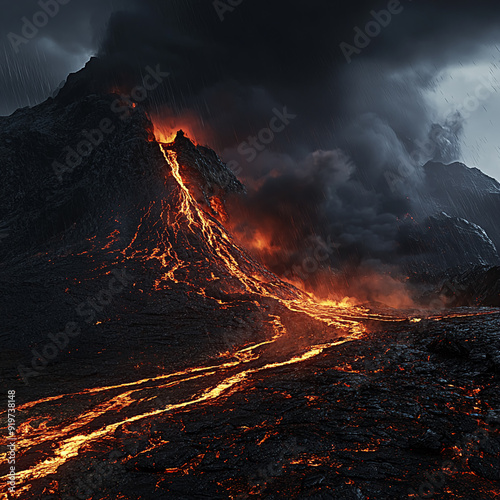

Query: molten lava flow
[2,132,497,498]
[150,111,210,146]
[0,328,360,497]
[156,144,396,332]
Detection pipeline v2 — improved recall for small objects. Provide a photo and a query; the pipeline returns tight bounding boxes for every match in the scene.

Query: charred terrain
[0,64,499,499]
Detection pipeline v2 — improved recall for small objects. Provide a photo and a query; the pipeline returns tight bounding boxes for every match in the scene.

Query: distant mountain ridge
[420,161,500,250]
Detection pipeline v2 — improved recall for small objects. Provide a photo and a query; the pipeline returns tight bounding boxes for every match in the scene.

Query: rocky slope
[399,211,500,276]
[421,161,500,252]
[0,62,499,500]
[439,266,500,307]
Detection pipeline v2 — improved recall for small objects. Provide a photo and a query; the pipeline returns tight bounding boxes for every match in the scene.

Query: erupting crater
[1,116,498,500]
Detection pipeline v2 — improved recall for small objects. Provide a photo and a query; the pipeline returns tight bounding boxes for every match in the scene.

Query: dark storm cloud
[4,0,500,149]
[92,0,500,150]
[2,0,500,274]
[0,0,133,116]
[96,0,389,151]
[226,147,409,269]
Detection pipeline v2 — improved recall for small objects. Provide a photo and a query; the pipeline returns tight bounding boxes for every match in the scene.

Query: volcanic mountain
[0,65,499,499]
[398,161,500,276]
[421,160,500,252]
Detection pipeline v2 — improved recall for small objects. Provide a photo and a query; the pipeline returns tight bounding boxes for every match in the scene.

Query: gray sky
[1,0,500,180]
[425,49,500,181]
[2,0,500,270]
[0,0,133,115]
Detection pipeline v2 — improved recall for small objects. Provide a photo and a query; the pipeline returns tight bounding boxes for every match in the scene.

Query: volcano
[0,64,500,500]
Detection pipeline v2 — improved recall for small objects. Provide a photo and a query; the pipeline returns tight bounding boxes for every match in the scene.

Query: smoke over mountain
[3,0,500,283]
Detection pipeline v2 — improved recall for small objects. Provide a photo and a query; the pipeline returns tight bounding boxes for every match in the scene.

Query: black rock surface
[0,63,499,500]
[439,266,500,307]
[399,212,500,275]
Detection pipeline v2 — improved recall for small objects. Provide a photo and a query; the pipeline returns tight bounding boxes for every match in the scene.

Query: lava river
[1,140,497,498]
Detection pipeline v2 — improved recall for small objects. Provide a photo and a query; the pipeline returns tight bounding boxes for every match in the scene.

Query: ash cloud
[3,0,500,279]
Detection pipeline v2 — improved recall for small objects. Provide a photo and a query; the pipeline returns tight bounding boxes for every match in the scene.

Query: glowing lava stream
[2,333,360,497]
[158,146,403,330]
[0,320,287,461]
[1,144,482,496]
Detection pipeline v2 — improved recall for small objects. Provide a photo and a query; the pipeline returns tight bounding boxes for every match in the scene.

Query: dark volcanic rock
[399,212,500,275]
[168,130,245,196]
[438,266,500,307]
[127,445,200,472]
[1,61,500,500]
[408,429,444,453]
[0,98,243,263]
[397,161,500,277]
[428,334,471,358]
[163,130,245,221]
[421,161,500,251]
[468,456,500,481]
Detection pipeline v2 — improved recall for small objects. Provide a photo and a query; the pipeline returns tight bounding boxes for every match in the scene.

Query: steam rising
[3,0,500,288]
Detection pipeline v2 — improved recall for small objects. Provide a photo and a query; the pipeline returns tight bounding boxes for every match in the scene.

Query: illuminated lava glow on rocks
[1,132,498,498]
